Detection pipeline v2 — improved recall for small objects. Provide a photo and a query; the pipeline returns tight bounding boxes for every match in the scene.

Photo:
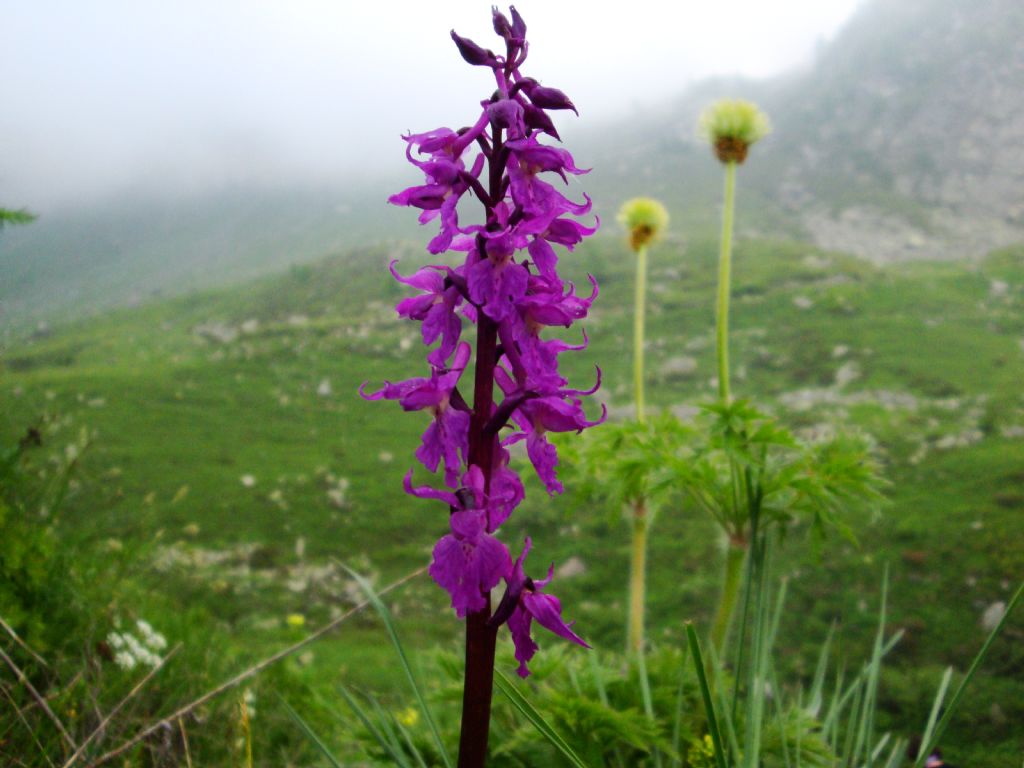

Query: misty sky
[1,0,862,209]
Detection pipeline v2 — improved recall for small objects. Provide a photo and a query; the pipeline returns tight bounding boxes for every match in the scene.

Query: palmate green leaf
[563,414,693,524]
[495,670,590,768]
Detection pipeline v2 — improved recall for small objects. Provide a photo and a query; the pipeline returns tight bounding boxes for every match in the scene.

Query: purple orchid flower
[388,260,465,367]
[360,342,471,487]
[490,538,589,678]
[408,467,514,617]
[367,5,601,702]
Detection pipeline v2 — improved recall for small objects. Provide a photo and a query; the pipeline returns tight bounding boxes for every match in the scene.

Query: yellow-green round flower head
[698,99,771,164]
[618,197,669,252]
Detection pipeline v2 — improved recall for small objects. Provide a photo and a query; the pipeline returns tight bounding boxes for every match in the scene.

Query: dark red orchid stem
[458,105,504,762]
[458,313,499,767]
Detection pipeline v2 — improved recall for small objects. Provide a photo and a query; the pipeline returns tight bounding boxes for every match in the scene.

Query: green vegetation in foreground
[2,239,1023,765]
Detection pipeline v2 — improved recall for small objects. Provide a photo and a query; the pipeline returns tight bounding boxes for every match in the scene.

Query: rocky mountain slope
[582,0,1024,262]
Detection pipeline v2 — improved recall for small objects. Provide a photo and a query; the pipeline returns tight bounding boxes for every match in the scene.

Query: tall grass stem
[716,161,737,404]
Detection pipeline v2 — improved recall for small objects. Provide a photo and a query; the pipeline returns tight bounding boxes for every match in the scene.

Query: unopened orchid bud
[523,103,560,139]
[492,7,513,39]
[450,30,496,67]
[509,6,527,41]
[527,85,577,114]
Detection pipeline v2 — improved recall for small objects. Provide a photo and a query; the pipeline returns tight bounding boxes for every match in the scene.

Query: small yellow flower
[617,197,669,252]
[698,99,771,164]
[285,613,306,628]
[396,707,419,727]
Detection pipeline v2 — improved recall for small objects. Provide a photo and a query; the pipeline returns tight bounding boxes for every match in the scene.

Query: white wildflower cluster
[108,619,167,671]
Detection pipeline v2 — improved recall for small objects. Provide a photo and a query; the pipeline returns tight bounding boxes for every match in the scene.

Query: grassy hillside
[2,235,1022,764]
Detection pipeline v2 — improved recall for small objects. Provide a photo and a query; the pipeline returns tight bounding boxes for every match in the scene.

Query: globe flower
[364,8,599,725]
[618,197,669,253]
[698,99,771,164]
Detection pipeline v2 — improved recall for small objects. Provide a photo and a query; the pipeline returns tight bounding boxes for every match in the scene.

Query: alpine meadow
[1,1,1022,766]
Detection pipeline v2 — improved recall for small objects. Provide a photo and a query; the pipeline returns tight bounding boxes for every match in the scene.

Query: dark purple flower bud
[510,6,527,42]
[528,86,577,114]
[450,30,496,67]
[388,184,449,211]
[492,7,513,39]
[487,98,525,131]
[522,103,560,139]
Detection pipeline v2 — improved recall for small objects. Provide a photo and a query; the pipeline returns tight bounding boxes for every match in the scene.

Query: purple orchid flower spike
[366,8,601,763]
[490,538,590,678]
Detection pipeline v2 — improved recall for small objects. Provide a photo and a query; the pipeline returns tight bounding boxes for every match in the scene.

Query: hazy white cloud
[0,0,862,208]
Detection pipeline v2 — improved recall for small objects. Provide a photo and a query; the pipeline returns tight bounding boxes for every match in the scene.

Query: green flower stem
[709,537,747,655]
[628,502,649,654]
[633,243,648,423]
[715,161,737,404]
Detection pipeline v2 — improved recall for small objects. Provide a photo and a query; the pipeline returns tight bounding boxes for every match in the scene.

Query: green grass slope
[1,237,1022,765]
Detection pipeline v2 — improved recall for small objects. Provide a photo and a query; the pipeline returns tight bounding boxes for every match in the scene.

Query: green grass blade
[369,693,418,767]
[916,667,953,768]
[340,563,452,768]
[394,718,430,768]
[808,623,836,718]
[914,581,1023,767]
[686,624,728,768]
[671,644,691,768]
[338,685,412,768]
[586,653,628,768]
[636,649,663,768]
[495,670,589,768]
[279,695,345,768]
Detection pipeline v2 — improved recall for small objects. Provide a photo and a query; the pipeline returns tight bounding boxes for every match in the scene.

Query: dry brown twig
[61,644,181,768]
[0,645,77,753]
[0,615,50,669]
[85,565,427,767]
[1,682,58,768]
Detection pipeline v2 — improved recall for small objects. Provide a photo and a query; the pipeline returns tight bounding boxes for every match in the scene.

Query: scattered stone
[793,296,814,310]
[240,318,260,334]
[555,557,586,580]
[287,314,310,327]
[990,279,1009,297]
[832,344,849,358]
[317,379,332,397]
[981,601,1006,631]
[378,451,394,463]
[193,322,238,344]
[834,361,861,388]
[661,355,698,378]
[240,474,257,488]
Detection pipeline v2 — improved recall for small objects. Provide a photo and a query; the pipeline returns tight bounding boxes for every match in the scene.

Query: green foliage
[0,422,86,654]
[563,414,693,527]
[2,237,1023,763]
[665,401,886,542]
[0,207,37,229]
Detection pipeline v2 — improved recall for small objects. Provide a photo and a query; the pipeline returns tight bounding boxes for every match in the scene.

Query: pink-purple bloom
[363,5,601,677]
